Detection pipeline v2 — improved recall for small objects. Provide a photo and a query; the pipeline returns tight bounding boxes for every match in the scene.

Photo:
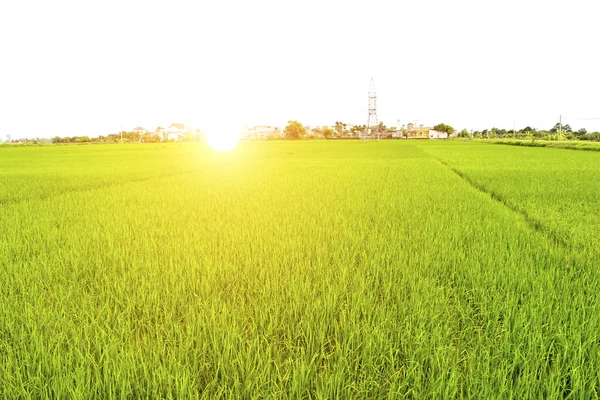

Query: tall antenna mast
[364,77,379,141]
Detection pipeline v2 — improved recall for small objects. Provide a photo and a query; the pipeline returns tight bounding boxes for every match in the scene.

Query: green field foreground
[1,141,599,398]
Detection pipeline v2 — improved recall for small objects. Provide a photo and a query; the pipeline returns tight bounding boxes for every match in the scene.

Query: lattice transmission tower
[364,77,379,141]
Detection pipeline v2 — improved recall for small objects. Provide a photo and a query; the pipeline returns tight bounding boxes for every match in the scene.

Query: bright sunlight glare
[205,125,241,152]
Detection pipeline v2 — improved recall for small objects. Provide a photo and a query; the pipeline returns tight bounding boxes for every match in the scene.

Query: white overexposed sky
[1,0,599,138]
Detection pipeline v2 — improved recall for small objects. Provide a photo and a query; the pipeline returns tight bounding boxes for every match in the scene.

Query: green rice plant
[421,140,600,258]
[0,141,599,398]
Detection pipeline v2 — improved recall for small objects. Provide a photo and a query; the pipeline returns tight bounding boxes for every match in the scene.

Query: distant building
[428,130,448,139]
[165,123,190,141]
[406,126,429,138]
[242,125,281,140]
[393,121,449,139]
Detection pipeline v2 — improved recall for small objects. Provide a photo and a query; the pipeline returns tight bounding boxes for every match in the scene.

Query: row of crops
[422,141,600,259]
[1,141,598,398]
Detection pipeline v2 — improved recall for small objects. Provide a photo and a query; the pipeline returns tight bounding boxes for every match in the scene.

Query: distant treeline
[51,131,202,144]
[4,122,600,145]
[276,121,600,142]
[463,124,600,141]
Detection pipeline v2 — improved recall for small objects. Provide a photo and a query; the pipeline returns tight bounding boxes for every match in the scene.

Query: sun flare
[205,126,240,152]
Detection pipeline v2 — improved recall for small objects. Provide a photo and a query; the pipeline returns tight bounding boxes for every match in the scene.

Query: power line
[561,116,600,120]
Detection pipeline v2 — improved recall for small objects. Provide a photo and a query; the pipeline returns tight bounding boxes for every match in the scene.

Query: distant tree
[284,120,305,140]
[350,124,366,136]
[322,126,334,139]
[142,132,161,143]
[575,128,587,137]
[519,126,534,134]
[334,121,347,137]
[580,132,600,141]
[550,123,572,133]
[458,128,470,138]
[433,123,455,136]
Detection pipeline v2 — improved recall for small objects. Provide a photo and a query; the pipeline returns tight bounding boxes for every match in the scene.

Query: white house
[428,129,448,139]
[165,123,188,141]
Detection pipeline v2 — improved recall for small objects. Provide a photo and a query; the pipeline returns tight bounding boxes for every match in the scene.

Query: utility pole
[558,115,562,141]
